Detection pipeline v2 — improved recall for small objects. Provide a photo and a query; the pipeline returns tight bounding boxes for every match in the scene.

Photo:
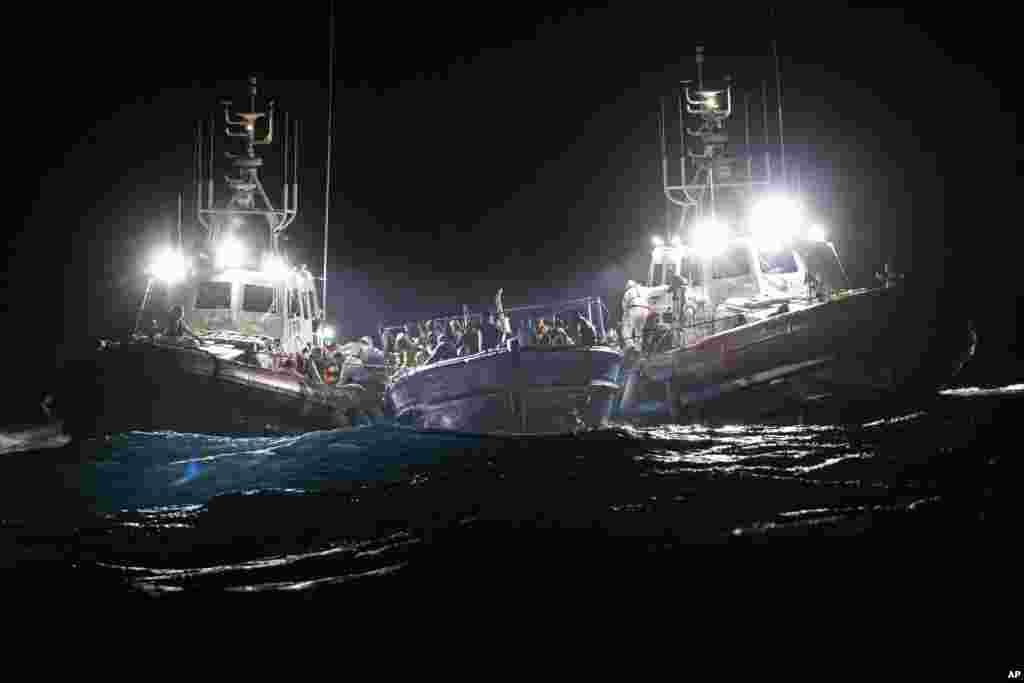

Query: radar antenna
[194,75,298,254]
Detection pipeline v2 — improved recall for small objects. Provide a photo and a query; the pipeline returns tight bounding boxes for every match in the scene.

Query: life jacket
[325,364,340,384]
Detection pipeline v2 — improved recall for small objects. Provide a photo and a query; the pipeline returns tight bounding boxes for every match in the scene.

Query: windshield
[195,281,232,309]
[712,244,750,279]
[242,284,274,313]
[792,241,850,291]
[759,248,799,274]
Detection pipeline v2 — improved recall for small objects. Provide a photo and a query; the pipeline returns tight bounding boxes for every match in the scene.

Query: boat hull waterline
[617,285,975,424]
[65,340,382,437]
[386,345,624,435]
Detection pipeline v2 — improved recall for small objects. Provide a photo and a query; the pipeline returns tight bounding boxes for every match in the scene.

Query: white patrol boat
[65,77,384,436]
[615,46,975,424]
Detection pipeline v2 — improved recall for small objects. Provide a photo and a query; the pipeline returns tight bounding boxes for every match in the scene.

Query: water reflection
[0,386,1014,597]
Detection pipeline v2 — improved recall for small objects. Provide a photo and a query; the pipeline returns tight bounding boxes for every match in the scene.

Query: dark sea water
[2,384,1020,614]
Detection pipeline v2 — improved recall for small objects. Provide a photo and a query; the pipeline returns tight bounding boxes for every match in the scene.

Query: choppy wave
[0,391,1015,599]
[72,424,495,514]
[939,382,1024,397]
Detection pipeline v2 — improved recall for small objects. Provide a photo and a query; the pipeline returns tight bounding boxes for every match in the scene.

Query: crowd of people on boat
[146,289,605,385]
[378,296,601,371]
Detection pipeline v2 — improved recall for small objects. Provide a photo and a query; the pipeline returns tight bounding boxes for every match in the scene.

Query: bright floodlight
[148,247,187,284]
[692,218,729,258]
[751,196,803,250]
[700,90,721,110]
[651,235,664,247]
[217,235,246,269]
[807,224,827,242]
[262,253,290,280]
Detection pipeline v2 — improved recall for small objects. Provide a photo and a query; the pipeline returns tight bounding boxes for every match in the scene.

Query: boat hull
[386,345,624,434]
[62,340,382,437]
[1,421,71,456]
[617,284,976,424]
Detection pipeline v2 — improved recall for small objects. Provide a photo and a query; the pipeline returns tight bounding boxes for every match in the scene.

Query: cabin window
[242,284,275,313]
[289,289,301,318]
[759,249,799,275]
[712,245,751,279]
[195,281,232,309]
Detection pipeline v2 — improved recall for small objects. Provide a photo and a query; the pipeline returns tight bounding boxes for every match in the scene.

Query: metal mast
[194,76,298,255]
[322,3,336,318]
[661,46,777,237]
[771,9,786,188]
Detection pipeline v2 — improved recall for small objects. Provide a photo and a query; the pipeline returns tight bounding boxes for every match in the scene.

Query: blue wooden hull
[385,345,624,434]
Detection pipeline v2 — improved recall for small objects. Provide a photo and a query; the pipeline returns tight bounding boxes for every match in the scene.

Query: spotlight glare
[692,218,729,258]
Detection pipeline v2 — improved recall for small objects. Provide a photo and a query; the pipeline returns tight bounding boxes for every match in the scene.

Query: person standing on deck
[573,310,598,346]
[447,319,464,350]
[494,288,512,341]
[535,318,548,344]
[545,317,573,346]
[459,319,482,356]
[481,311,503,350]
[395,322,419,368]
[620,280,648,351]
[427,332,459,364]
[164,305,199,341]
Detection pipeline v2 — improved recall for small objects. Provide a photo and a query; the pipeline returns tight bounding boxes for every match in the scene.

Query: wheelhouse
[648,237,849,310]
[171,264,324,353]
[632,234,851,355]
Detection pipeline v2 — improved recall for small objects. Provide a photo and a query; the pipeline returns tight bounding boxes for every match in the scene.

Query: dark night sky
[3,6,1018,387]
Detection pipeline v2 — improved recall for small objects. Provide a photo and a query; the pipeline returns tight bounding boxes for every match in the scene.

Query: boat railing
[635,313,747,353]
[681,313,746,334]
[380,296,608,342]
